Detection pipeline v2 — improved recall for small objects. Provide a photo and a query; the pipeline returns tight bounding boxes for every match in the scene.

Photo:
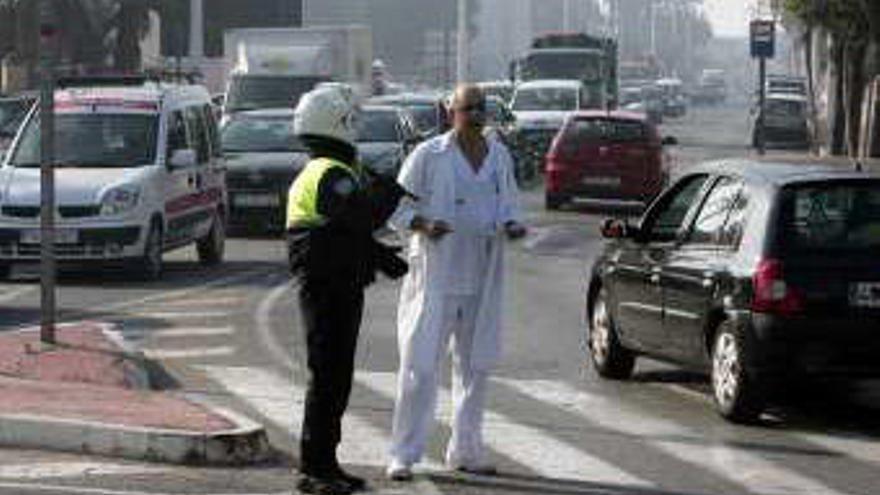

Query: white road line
[142,346,235,360]
[255,280,302,378]
[0,482,291,495]
[156,297,246,307]
[499,378,849,495]
[355,371,651,487]
[198,366,397,469]
[0,462,168,479]
[125,312,233,320]
[147,327,235,338]
[0,286,36,304]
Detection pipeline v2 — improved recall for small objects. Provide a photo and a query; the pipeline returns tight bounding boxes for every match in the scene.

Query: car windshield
[780,181,880,253]
[225,75,329,112]
[357,110,399,142]
[565,118,648,143]
[521,52,601,81]
[10,113,159,167]
[221,116,304,153]
[0,100,29,136]
[402,104,438,133]
[766,100,805,119]
[512,87,578,112]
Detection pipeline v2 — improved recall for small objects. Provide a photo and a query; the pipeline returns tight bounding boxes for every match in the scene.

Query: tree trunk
[844,40,868,157]
[827,34,847,155]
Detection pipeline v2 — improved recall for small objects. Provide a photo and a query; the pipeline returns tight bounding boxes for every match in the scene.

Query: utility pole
[38,0,58,344]
[189,0,204,58]
[563,0,572,31]
[649,0,657,56]
[456,0,469,83]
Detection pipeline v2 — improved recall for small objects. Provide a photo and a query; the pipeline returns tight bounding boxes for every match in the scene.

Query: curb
[0,404,272,465]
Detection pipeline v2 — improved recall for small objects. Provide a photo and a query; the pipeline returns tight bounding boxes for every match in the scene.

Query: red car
[544,111,676,210]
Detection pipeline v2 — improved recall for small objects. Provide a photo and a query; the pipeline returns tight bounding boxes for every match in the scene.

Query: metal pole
[649,0,656,56]
[189,0,204,58]
[38,0,57,344]
[758,55,767,155]
[456,0,468,84]
[563,0,572,31]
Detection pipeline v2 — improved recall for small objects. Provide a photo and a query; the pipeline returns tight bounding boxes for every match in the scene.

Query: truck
[222,25,372,116]
[512,33,618,110]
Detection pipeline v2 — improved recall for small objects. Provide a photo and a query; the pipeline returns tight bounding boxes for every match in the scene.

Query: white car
[0,78,227,280]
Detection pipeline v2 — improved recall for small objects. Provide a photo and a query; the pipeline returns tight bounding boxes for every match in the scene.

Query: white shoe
[386,460,413,481]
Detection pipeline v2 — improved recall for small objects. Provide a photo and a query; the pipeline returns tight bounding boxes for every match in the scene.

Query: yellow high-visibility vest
[286,157,361,229]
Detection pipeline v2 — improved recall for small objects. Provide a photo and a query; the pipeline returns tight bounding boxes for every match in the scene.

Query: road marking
[156,297,246,307]
[198,366,398,469]
[355,371,650,487]
[142,346,235,360]
[0,462,168,479]
[146,327,235,338]
[254,280,302,378]
[499,378,848,495]
[0,286,36,304]
[0,483,291,495]
[125,312,233,320]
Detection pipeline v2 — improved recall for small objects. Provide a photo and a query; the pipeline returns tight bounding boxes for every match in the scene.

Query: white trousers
[390,294,490,466]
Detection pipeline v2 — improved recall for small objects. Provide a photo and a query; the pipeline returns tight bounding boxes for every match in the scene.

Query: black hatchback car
[586,160,880,422]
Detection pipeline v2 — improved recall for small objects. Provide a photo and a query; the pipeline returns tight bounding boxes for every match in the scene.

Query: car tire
[589,289,636,379]
[0,263,10,280]
[139,220,164,281]
[711,321,766,423]
[545,193,566,211]
[197,210,226,266]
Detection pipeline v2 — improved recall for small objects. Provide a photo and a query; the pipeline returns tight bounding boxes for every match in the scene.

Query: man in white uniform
[386,84,526,481]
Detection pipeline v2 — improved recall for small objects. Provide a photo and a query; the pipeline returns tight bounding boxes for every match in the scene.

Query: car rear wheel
[589,289,636,379]
[197,210,226,266]
[545,193,567,210]
[711,322,765,423]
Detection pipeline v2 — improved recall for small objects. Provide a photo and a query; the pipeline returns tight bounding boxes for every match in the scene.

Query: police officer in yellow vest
[287,85,409,495]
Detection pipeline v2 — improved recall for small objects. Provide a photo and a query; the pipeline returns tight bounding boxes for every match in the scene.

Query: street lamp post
[457,0,468,83]
[38,0,58,345]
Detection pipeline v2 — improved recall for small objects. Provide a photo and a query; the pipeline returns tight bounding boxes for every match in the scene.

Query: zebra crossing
[199,364,876,495]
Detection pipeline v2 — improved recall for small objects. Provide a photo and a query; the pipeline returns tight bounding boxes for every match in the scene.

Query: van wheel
[589,289,636,379]
[140,221,164,281]
[197,211,225,266]
[711,321,765,423]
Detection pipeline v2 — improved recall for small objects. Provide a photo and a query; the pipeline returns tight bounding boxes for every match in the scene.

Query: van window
[184,106,210,163]
[202,104,222,158]
[166,111,189,160]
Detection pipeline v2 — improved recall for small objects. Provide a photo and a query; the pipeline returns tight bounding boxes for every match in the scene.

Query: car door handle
[650,273,661,284]
[702,272,717,288]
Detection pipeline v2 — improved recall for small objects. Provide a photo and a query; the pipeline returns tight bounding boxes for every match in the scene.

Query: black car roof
[688,158,880,187]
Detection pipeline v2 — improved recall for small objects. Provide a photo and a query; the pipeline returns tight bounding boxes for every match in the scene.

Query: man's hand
[504,221,527,240]
[411,216,453,240]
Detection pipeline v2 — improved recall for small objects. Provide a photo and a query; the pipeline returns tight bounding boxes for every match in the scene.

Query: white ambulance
[0,77,227,280]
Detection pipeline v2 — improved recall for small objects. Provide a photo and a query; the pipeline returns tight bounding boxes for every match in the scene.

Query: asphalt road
[2,104,880,495]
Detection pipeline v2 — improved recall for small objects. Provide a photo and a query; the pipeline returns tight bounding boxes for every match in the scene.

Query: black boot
[296,473,353,495]
[331,466,368,492]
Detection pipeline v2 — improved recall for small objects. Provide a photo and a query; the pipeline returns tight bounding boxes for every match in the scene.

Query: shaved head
[451,84,485,108]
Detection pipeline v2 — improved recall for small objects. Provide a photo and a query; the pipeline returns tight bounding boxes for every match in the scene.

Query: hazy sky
[704,0,756,38]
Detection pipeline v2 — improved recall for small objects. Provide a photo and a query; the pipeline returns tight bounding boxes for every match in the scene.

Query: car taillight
[752,259,804,316]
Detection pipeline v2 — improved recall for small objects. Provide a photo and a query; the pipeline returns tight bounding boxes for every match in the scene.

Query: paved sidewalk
[0,322,270,464]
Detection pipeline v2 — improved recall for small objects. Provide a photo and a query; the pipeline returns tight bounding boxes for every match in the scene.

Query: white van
[0,78,227,280]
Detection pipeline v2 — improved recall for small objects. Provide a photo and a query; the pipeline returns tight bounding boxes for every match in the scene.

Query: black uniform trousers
[297,279,365,476]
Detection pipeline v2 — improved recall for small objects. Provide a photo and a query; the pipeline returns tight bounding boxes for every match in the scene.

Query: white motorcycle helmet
[294,85,358,146]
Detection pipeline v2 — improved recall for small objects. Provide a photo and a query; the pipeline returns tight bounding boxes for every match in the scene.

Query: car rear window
[565,118,648,143]
[780,181,880,253]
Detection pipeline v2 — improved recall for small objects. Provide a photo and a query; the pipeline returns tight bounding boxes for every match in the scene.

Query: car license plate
[582,176,621,187]
[851,282,880,308]
[233,193,280,208]
[20,228,78,244]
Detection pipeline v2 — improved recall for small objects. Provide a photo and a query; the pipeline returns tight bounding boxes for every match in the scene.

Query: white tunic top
[447,144,501,294]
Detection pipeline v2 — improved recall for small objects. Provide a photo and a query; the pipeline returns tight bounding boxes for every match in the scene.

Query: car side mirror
[600,218,635,240]
[168,148,197,169]
[661,136,678,146]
